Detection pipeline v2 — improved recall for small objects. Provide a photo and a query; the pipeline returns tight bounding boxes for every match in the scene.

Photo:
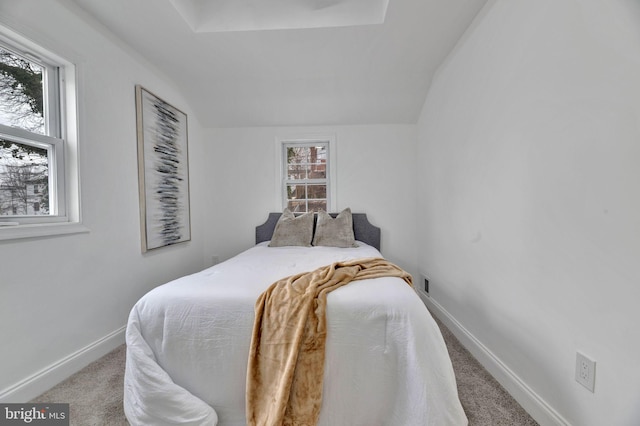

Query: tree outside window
[0,45,50,216]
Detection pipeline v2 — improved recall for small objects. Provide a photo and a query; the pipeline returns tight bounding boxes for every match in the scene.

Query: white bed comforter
[124,242,467,426]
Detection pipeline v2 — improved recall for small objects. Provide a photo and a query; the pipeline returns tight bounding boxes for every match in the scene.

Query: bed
[124,210,467,426]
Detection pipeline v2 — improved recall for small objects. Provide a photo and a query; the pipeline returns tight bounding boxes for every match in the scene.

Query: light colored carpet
[31,345,128,425]
[31,318,538,425]
[434,317,539,426]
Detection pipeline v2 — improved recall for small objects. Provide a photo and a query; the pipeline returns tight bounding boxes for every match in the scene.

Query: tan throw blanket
[246,257,413,426]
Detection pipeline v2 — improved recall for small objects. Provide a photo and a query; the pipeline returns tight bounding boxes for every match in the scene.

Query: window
[0,25,83,239]
[278,136,336,213]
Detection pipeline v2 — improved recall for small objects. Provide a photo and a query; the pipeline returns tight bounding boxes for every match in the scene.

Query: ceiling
[169,0,391,32]
[69,0,488,127]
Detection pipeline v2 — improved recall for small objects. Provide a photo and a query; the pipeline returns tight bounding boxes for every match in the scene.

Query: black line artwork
[136,86,191,252]
[152,99,183,245]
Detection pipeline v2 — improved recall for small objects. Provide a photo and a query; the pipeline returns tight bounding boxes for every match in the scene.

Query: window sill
[0,222,90,242]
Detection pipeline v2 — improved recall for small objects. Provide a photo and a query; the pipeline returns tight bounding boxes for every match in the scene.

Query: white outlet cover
[575,352,596,392]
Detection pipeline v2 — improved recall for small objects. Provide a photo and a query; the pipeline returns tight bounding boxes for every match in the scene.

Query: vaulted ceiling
[70,0,488,127]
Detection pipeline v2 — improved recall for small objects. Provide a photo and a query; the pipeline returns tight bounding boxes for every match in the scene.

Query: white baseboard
[417,291,570,426]
[0,326,126,403]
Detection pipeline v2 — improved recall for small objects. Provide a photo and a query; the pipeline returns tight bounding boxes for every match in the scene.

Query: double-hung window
[279,136,336,213]
[0,26,78,233]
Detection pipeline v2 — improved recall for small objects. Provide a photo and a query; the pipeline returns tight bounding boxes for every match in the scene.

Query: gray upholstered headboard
[255,212,381,251]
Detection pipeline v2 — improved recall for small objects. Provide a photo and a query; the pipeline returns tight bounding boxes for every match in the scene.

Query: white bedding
[124,242,467,426]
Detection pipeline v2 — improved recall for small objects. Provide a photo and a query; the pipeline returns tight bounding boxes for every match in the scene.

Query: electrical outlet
[575,352,596,392]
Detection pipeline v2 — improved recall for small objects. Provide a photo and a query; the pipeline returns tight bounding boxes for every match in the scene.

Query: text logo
[1,404,69,425]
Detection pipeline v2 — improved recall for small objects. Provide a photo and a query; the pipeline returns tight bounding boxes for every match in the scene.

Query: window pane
[287,164,308,180]
[310,145,326,161]
[307,200,326,212]
[307,184,326,199]
[308,163,326,179]
[286,183,306,200]
[309,146,326,178]
[287,146,309,165]
[0,46,45,134]
[287,200,307,213]
[0,138,49,216]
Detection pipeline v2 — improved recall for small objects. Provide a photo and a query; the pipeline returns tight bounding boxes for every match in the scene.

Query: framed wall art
[135,85,191,252]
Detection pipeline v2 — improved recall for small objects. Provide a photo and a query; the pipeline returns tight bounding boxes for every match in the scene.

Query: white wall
[0,0,206,401]
[202,125,419,278]
[417,0,640,425]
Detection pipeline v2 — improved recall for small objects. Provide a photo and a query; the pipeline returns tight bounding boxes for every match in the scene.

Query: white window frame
[275,134,337,212]
[0,24,85,240]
